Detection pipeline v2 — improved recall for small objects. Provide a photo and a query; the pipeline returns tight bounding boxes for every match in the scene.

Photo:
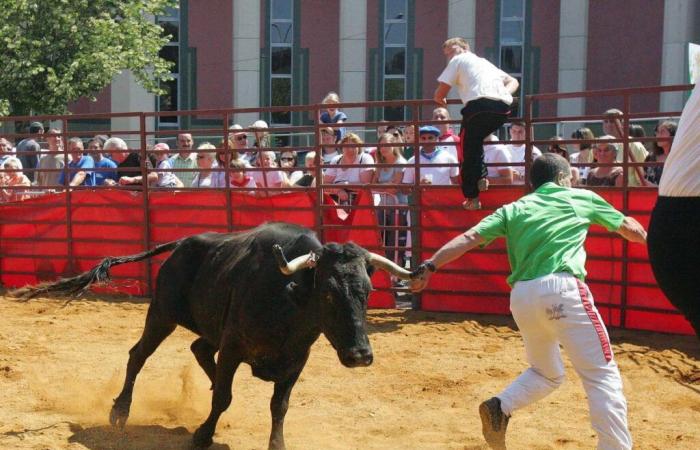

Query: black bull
[12,222,415,449]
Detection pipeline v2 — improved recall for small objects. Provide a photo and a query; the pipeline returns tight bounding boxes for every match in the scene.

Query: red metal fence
[0,84,694,335]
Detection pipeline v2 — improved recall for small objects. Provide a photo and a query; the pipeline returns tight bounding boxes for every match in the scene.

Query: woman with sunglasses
[279,149,303,185]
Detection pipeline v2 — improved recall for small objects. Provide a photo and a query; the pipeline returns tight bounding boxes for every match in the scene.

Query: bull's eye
[324,293,333,303]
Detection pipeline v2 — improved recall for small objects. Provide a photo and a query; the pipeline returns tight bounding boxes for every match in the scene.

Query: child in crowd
[152,143,183,188]
[320,91,347,143]
[229,159,257,194]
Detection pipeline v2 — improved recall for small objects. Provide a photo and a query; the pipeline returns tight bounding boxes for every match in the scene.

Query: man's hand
[118,176,134,185]
[433,82,451,107]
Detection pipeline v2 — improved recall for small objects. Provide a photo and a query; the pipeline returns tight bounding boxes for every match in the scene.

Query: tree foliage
[0,0,177,116]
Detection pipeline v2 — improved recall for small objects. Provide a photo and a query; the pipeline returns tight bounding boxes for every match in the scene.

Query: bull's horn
[368,252,413,280]
[273,244,318,275]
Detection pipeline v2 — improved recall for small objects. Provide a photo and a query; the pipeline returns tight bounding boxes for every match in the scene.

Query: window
[499,0,525,113]
[382,0,407,121]
[157,6,180,126]
[270,0,293,125]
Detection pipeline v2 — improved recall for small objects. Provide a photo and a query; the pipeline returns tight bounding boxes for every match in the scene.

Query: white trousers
[498,273,632,450]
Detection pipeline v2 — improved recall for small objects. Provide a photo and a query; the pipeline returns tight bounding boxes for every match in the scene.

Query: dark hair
[29,122,44,134]
[530,153,570,189]
[571,127,594,151]
[652,120,677,156]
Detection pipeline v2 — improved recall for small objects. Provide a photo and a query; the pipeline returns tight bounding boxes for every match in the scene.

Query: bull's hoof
[109,403,130,429]
[192,426,213,449]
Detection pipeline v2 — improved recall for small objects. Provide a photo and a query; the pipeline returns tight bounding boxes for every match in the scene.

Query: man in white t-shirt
[403,126,460,186]
[483,134,513,184]
[434,37,519,210]
[648,83,700,339]
[507,121,542,183]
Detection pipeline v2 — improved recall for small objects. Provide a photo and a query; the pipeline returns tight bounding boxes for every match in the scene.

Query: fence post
[62,118,75,276]
[139,113,153,297]
[411,103,422,310]
[619,95,631,329]
[313,105,324,241]
[224,112,233,233]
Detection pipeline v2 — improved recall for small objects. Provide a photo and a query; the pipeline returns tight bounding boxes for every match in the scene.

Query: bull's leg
[268,369,303,450]
[191,337,217,389]
[110,309,176,429]
[192,342,241,449]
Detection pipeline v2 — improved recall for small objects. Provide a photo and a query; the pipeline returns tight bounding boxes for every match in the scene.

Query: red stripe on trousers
[576,279,613,363]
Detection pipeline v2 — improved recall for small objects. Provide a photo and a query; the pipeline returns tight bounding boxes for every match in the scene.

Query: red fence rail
[0,84,694,335]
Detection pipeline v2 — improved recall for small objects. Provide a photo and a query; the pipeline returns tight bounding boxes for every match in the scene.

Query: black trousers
[459,98,511,199]
[647,196,700,338]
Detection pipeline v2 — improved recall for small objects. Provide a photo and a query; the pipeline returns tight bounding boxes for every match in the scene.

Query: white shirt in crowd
[659,84,700,196]
[483,142,512,178]
[325,152,375,184]
[251,168,287,188]
[437,51,514,105]
[508,144,542,181]
[403,148,459,186]
[437,135,459,160]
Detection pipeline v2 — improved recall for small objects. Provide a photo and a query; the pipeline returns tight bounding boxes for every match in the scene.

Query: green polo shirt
[473,182,625,286]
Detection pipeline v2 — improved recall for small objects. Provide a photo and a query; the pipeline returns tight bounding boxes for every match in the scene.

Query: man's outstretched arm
[410,228,485,292]
[616,216,647,244]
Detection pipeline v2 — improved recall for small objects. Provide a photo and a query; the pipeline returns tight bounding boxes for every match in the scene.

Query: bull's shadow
[68,423,231,450]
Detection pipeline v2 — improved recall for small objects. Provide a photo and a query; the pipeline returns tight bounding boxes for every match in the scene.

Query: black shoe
[479,397,509,450]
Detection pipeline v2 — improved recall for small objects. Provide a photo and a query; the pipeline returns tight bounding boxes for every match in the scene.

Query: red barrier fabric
[0,189,392,307]
[418,187,693,336]
[0,187,691,334]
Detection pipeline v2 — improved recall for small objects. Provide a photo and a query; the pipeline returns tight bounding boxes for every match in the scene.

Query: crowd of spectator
[0,94,679,270]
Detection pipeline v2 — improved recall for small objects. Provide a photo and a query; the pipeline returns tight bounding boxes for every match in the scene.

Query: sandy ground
[0,293,698,450]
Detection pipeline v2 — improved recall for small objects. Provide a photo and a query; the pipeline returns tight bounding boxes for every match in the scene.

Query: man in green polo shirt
[411,153,646,450]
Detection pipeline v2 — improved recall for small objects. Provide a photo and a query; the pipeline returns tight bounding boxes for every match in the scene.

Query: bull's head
[273,243,412,368]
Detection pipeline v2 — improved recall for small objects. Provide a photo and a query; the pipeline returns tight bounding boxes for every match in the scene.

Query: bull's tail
[10,239,183,300]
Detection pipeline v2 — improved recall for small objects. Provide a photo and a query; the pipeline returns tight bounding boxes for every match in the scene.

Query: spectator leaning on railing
[645,120,677,185]
[102,137,157,187]
[0,157,30,202]
[602,109,648,186]
[87,137,118,186]
[59,138,96,187]
[170,133,197,187]
[402,126,460,187]
[35,128,65,188]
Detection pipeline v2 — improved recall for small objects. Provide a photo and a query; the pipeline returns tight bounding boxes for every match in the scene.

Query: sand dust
[0,293,698,450]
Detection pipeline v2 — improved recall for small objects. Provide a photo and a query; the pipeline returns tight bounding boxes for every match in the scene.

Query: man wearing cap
[402,126,460,186]
[16,121,44,182]
[434,37,519,210]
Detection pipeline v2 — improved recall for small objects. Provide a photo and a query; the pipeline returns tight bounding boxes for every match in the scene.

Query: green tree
[0,0,177,116]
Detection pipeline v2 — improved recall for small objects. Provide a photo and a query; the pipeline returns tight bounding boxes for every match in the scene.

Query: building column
[110,70,155,147]
[446,0,476,120]
[557,0,589,137]
[339,0,367,125]
[232,0,261,127]
[660,0,697,112]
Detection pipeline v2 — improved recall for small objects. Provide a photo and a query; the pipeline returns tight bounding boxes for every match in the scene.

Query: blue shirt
[320,111,348,142]
[59,155,96,186]
[94,157,118,186]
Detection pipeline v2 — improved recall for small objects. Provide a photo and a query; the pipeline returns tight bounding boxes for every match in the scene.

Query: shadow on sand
[68,423,231,450]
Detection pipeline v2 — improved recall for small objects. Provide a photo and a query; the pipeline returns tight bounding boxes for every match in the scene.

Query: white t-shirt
[403,149,459,186]
[508,144,542,179]
[325,152,375,184]
[659,85,700,196]
[251,169,287,188]
[437,51,514,105]
[437,134,459,160]
[483,143,512,178]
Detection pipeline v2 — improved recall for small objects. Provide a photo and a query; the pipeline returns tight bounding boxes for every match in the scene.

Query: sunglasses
[197,155,207,159]
[280,157,295,162]
[234,135,248,141]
